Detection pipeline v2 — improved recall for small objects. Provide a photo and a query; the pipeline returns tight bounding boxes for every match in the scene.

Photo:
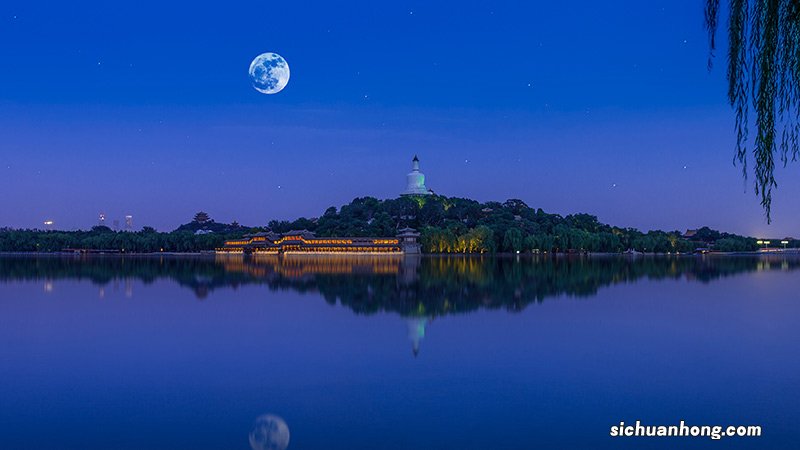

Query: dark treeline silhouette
[1,196,779,254]
[0,219,244,253]
[2,254,797,316]
[270,196,766,253]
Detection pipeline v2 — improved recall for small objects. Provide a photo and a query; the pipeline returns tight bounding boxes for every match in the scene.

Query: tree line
[269,196,767,253]
[0,197,785,253]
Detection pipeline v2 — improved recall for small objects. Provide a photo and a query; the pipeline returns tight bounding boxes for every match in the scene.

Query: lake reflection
[0,254,798,449]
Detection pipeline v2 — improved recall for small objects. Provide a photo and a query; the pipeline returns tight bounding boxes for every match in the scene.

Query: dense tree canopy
[265,195,762,254]
[0,196,774,254]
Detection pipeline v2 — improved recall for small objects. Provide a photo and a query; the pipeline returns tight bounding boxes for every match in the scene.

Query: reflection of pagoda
[406,317,429,357]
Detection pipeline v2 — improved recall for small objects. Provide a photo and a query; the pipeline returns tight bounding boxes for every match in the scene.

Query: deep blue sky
[1,1,798,236]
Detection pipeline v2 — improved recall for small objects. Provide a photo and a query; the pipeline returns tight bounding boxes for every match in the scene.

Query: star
[612,183,617,188]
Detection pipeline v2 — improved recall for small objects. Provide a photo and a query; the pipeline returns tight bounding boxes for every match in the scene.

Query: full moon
[249,52,290,94]
[249,414,290,450]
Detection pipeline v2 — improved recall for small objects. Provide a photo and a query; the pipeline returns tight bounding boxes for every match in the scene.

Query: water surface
[0,255,797,449]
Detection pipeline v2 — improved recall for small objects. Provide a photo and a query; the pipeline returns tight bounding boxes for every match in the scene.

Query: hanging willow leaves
[706,0,800,222]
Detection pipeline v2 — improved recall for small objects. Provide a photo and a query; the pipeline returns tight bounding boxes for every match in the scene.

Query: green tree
[502,228,524,252]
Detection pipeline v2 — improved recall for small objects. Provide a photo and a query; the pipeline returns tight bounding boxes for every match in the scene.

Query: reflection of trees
[0,256,246,299]
[1,255,798,316]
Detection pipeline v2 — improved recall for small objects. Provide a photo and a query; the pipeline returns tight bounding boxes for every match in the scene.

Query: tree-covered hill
[0,196,782,253]
[269,195,764,253]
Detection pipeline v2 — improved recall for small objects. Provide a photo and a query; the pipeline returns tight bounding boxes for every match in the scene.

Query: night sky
[1,1,798,237]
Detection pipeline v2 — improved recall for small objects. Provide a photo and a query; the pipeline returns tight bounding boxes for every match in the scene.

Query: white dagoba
[401,155,431,196]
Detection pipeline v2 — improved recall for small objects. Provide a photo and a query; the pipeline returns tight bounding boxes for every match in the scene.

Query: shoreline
[1,250,798,257]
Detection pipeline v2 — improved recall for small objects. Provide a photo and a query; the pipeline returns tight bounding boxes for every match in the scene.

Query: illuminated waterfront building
[217,229,422,255]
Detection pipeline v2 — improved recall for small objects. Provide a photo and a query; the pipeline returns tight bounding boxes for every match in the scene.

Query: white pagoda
[401,155,432,196]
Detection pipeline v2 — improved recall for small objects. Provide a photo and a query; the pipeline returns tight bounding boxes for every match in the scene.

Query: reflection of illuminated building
[217,253,406,279]
[44,280,53,293]
[217,229,421,255]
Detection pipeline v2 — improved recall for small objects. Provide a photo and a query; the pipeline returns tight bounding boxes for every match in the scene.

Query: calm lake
[0,254,798,449]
